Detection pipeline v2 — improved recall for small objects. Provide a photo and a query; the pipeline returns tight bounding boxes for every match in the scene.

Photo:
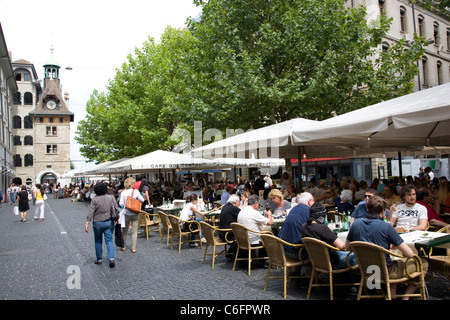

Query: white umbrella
[291,82,450,149]
[210,157,285,168]
[74,158,129,176]
[98,150,215,174]
[192,118,319,159]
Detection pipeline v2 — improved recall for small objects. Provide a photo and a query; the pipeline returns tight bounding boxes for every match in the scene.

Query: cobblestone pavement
[0,197,448,305]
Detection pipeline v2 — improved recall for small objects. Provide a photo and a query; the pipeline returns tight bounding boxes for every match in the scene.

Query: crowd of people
[210,169,449,299]
[5,166,450,297]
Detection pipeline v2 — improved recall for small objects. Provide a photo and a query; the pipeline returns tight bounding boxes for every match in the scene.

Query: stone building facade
[0,23,17,193]
[349,0,450,91]
[12,48,73,186]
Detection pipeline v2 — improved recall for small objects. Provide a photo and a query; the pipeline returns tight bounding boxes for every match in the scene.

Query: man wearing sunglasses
[351,188,378,220]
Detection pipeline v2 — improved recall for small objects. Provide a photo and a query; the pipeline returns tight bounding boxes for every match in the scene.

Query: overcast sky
[0,0,202,169]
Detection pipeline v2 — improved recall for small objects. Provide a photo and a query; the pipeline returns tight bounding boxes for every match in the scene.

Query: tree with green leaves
[76,0,426,162]
[75,27,198,162]
[187,0,426,127]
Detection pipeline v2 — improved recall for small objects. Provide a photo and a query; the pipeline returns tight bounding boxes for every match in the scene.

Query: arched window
[13,155,22,167]
[378,0,385,15]
[447,28,450,51]
[24,92,33,105]
[434,22,440,45]
[15,70,31,82]
[24,116,33,129]
[437,61,443,85]
[422,56,428,87]
[13,116,21,129]
[24,135,33,145]
[24,154,33,167]
[13,92,21,105]
[13,136,21,146]
[382,42,390,53]
[400,6,407,33]
[418,15,425,37]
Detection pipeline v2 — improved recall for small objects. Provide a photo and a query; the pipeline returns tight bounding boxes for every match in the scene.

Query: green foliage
[188,0,425,124]
[75,27,198,162]
[76,0,426,162]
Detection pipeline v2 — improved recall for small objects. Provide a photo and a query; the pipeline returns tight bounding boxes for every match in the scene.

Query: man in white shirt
[390,185,428,233]
[237,195,272,245]
[308,178,320,198]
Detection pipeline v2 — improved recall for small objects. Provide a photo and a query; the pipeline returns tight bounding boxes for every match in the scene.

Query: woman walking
[85,182,120,268]
[118,177,144,253]
[16,186,30,222]
[33,184,45,221]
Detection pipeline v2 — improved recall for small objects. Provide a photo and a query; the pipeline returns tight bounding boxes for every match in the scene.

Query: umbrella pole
[297,146,304,189]
[398,152,403,180]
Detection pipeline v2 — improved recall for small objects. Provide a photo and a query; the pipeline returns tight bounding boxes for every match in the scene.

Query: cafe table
[337,230,450,254]
[156,205,182,216]
[204,210,221,226]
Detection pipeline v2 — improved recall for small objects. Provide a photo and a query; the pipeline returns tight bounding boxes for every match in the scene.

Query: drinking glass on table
[403,220,411,232]
[335,216,341,229]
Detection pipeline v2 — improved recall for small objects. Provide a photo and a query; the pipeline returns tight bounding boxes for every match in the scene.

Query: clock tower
[29,46,74,185]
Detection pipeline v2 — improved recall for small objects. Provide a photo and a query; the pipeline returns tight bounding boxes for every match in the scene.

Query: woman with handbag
[118,177,144,253]
[85,182,120,268]
[33,184,46,221]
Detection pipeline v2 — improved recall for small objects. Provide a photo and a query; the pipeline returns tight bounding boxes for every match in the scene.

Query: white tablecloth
[338,230,450,254]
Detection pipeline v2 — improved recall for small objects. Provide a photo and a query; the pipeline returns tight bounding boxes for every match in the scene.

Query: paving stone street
[0,197,448,311]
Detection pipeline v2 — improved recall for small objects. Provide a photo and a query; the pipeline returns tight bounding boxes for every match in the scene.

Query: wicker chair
[302,237,359,300]
[138,211,161,240]
[428,225,450,283]
[167,214,202,252]
[200,221,233,269]
[348,241,427,300]
[230,222,272,276]
[260,234,310,298]
[158,211,172,246]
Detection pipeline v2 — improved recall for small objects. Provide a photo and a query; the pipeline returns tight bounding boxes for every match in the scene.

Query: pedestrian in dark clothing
[16,186,30,222]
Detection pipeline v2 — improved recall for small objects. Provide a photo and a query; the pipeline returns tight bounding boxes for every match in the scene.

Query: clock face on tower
[47,100,57,110]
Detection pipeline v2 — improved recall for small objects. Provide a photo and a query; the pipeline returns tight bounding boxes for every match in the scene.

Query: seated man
[351,188,378,220]
[218,194,241,258]
[390,185,428,232]
[346,195,428,299]
[278,192,314,260]
[219,194,241,241]
[237,195,272,259]
[301,202,356,269]
[220,186,234,205]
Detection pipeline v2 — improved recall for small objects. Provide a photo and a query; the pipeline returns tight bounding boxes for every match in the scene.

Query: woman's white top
[119,188,144,216]
[180,203,196,221]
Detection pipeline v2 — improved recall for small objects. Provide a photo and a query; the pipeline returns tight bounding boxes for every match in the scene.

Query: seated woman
[179,193,216,247]
[336,189,355,215]
[267,188,291,217]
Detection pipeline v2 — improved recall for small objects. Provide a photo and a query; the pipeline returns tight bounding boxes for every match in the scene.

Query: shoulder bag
[125,190,141,214]
[110,196,120,221]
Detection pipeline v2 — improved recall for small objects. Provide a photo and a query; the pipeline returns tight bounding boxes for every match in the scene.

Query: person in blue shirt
[220,186,233,205]
[346,195,427,299]
[278,192,314,260]
[351,188,378,219]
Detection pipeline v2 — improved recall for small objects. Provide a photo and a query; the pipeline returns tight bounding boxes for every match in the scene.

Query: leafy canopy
[76,0,426,162]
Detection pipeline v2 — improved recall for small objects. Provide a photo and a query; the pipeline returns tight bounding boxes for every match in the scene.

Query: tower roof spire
[43,44,60,68]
